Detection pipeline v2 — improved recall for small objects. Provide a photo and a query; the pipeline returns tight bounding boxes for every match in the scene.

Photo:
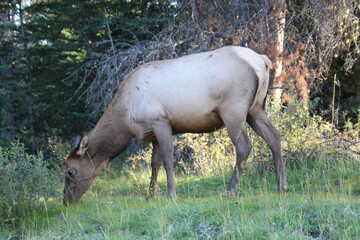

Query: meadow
[5,159,360,240]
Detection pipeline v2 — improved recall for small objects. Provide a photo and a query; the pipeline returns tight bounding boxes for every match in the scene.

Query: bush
[173,131,235,175]
[0,141,59,226]
[43,136,71,171]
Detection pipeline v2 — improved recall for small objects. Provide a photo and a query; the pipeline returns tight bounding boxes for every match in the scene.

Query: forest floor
[3,158,359,240]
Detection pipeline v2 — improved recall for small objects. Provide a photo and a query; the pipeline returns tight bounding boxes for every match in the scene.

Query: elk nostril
[68,170,73,176]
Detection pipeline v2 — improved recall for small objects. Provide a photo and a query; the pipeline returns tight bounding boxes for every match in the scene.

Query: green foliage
[0,142,60,227]
[41,136,71,171]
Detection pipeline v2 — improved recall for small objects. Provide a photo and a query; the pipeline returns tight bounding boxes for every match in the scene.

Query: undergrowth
[0,142,59,228]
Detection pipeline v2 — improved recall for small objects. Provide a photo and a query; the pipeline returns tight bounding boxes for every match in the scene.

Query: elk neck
[86,113,133,161]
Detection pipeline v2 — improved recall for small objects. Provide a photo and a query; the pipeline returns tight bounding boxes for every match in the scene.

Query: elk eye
[68,170,73,176]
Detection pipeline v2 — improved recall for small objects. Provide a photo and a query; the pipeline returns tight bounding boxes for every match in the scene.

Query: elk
[63,46,288,204]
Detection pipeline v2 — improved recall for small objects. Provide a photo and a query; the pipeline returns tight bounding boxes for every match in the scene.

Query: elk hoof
[226,189,236,197]
[277,185,289,193]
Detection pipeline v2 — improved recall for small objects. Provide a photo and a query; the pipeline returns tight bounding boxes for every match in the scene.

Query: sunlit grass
[5,157,358,240]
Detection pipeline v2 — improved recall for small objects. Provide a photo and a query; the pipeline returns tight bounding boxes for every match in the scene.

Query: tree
[0,1,15,143]
[268,0,286,107]
[0,1,31,147]
[18,0,36,153]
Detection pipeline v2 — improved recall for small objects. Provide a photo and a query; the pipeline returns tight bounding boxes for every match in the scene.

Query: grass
[2,155,359,240]
[1,100,359,239]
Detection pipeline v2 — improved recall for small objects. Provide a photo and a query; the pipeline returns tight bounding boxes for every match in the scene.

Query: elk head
[63,135,108,204]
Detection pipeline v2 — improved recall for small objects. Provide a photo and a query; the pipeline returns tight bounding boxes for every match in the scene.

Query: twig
[104,8,115,53]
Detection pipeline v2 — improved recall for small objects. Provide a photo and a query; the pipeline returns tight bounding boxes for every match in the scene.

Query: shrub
[173,131,235,175]
[43,136,71,171]
[0,141,59,226]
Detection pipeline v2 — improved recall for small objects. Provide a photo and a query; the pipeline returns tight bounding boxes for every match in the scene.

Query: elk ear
[71,136,82,150]
[76,135,89,156]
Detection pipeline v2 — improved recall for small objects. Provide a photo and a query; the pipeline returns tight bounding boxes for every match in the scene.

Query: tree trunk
[268,0,286,109]
[6,104,15,141]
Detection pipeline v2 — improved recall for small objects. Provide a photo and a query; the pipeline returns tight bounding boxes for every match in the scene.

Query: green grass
[3,99,358,239]
[2,156,359,240]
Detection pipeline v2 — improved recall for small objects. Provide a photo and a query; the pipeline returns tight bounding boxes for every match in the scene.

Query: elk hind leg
[152,121,176,200]
[149,140,163,199]
[247,109,288,192]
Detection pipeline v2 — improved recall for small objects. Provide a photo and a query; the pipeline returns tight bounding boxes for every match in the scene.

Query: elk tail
[248,54,273,114]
